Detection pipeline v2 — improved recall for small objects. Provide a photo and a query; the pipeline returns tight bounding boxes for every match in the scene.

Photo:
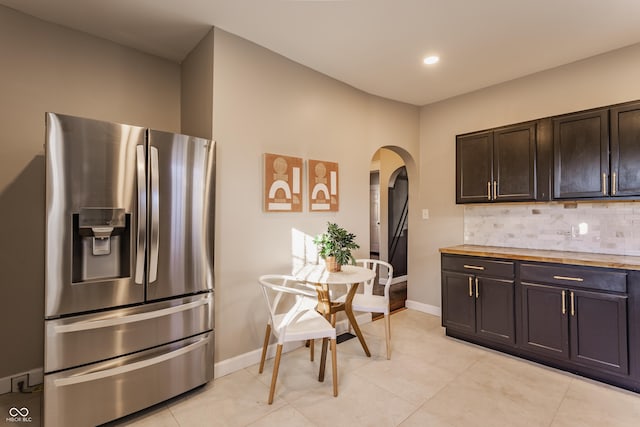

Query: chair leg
[330,338,338,397]
[310,339,314,361]
[268,344,283,405]
[259,324,271,374]
[319,337,329,382]
[384,314,391,360]
[329,315,337,353]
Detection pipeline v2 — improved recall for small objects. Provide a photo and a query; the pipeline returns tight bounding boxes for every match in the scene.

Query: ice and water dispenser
[72,208,131,282]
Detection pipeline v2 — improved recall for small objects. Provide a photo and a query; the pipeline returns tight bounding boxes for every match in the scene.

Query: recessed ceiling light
[423,55,440,65]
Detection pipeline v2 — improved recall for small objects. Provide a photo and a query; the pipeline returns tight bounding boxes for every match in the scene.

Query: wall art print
[263,153,303,212]
[308,159,339,212]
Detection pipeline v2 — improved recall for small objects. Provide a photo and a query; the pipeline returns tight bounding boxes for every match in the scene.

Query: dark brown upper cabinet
[456,131,493,203]
[553,102,640,200]
[456,99,640,203]
[456,122,537,204]
[553,108,609,199]
[611,101,640,197]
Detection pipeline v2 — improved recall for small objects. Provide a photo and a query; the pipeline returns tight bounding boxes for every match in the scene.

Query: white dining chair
[258,274,338,404]
[336,259,394,359]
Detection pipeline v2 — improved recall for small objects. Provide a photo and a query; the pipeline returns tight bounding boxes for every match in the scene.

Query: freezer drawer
[44,332,212,427]
[45,293,213,373]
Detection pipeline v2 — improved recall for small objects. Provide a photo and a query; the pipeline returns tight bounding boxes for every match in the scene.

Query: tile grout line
[168,405,181,427]
[546,378,574,427]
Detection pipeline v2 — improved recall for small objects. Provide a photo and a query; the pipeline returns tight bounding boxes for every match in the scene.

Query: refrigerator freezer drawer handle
[54,299,209,333]
[53,336,209,387]
[135,145,147,284]
[149,146,160,283]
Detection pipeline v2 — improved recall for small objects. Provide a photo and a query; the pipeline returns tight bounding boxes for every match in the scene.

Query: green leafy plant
[313,222,360,266]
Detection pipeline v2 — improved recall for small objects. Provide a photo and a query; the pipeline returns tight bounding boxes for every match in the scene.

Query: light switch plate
[422,209,429,219]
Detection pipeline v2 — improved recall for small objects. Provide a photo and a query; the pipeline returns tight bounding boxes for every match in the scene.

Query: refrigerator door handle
[149,146,160,283]
[135,145,147,285]
[53,298,210,333]
[53,336,209,387]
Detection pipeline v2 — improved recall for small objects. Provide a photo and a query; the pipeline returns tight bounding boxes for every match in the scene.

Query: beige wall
[415,42,640,308]
[212,28,419,361]
[0,6,181,379]
[181,29,215,139]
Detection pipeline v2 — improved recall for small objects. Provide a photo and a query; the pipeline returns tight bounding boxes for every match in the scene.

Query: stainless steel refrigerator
[43,113,215,427]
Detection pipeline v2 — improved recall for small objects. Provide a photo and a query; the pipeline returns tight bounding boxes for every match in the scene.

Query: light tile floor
[108,309,640,427]
[6,310,640,426]
[0,386,42,426]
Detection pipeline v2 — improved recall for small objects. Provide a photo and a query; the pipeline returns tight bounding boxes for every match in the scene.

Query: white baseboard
[0,367,44,395]
[405,300,441,317]
[214,313,372,379]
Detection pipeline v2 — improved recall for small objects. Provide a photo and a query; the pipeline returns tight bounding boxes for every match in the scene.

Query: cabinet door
[569,289,628,375]
[442,271,475,334]
[521,283,569,359]
[553,109,609,199]
[493,123,536,201]
[476,277,515,344]
[456,132,493,203]
[610,102,640,197]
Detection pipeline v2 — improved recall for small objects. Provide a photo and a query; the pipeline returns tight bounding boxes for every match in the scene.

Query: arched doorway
[370,146,416,313]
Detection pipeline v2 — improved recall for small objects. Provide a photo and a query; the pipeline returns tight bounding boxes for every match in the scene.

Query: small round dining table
[295,263,376,359]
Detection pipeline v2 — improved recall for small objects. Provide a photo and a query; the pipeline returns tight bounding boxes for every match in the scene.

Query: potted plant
[313,222,360,272]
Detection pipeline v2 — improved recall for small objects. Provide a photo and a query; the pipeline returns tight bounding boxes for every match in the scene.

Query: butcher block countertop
[439,245,640,271]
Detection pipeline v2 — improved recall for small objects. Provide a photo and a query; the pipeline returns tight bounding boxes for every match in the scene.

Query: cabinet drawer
[520,263,627,293]
[442,255,514,278]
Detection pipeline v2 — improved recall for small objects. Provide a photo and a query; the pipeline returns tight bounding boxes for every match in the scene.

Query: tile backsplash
[464,201,640,256]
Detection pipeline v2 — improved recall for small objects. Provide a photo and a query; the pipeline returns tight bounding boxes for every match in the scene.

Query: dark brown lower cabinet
[441,255,515,346]
[570,289,628,375]
[521,283,569,359]
[441,253,639,392]
[442,271,475,334]
[521,283,628,375]
[476,277,515,344]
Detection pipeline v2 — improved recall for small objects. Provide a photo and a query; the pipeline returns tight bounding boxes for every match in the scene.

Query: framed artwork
[308,159,339,212]
[263,153,303,212]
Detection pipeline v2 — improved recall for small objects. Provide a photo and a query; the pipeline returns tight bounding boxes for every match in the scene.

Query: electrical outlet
[11,374,27,393]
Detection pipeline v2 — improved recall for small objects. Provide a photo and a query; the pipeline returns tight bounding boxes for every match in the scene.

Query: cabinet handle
[463,264,485,271]
[468,276,473,297]
[612,172,617,196]
[570,291,575,316]
[487,182,491,200]
[493,181,497,200]
[553,275,583,282]
[561,290,566,315]
[602,173,608,196]
[475,277,479,299]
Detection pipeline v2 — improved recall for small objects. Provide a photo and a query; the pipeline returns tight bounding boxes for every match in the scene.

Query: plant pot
[325,256,341,272]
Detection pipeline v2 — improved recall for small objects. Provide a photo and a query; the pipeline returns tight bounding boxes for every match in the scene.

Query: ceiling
[3,0,640,106]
